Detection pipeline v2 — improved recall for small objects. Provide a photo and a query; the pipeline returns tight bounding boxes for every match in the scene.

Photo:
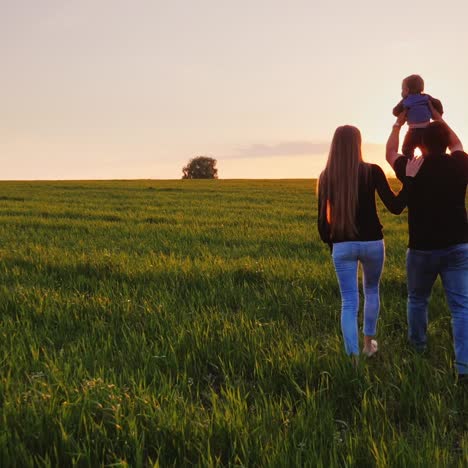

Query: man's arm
[428,102,464,153]
[448,125,464,153]
[386,111,407,169]
[428,95,443,115]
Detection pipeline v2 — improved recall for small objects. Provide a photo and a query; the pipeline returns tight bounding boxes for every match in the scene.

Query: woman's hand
[406,156,424,177]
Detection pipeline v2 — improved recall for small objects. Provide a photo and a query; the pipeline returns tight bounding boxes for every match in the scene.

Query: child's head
[401,74,424,97]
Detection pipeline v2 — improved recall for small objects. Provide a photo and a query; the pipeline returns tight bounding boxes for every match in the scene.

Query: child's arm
[392,99,405,117]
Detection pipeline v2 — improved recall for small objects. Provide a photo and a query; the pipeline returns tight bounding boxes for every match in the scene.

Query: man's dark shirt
[394,151,468,250]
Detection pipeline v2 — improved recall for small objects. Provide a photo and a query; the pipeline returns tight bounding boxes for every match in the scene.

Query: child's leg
[402,128,426,159]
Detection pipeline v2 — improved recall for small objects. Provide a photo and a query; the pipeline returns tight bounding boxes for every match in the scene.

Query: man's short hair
[422,121,450,154]
[403,74,424,94]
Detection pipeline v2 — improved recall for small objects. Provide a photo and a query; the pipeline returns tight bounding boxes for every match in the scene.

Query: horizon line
[0,175,399,183]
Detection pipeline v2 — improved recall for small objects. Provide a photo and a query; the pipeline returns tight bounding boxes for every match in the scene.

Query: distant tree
[182,156,218,179]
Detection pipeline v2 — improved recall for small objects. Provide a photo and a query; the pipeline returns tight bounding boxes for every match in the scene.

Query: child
[392,74,444,158]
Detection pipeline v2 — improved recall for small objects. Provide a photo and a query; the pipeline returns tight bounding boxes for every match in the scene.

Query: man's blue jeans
[332,240,385,356]
[407,243,468,375]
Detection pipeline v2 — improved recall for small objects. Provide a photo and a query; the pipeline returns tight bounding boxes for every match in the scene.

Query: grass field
[0,179,466,467]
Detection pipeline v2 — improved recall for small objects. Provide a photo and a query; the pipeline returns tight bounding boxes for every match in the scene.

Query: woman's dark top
[318,163,407,248]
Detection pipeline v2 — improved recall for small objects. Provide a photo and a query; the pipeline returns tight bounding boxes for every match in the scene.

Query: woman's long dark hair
[317,125,365,240]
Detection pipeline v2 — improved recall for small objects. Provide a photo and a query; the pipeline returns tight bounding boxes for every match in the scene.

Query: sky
[1,0,468,180]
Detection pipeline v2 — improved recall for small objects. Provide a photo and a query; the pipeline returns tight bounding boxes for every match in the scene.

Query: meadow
[0,179,466,467]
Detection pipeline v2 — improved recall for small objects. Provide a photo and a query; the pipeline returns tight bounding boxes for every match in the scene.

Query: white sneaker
[363,339,378,357]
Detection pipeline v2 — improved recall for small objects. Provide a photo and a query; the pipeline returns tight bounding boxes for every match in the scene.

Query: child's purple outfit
[402,94,433,125]
[392,94,444,159]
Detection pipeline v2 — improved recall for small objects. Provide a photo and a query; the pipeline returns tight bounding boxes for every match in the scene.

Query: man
[386,108,468,382]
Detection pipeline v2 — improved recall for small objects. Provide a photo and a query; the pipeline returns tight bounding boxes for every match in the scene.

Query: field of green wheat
[0,179,466,467]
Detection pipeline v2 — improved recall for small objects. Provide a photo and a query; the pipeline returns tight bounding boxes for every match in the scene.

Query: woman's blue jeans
[406,243,468,375]
[332,240,385,356]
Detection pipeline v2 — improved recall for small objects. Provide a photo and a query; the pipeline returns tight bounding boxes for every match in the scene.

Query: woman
[317,125,422,358]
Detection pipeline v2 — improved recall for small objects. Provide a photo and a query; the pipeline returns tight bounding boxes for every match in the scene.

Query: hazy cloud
[222,141,385,160]
[224,141,330,159]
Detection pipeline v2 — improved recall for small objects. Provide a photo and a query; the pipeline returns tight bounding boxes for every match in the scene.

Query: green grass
[0,179,466,467]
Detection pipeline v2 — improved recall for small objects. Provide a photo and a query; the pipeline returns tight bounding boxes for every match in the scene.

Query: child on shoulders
[392,74,443,158]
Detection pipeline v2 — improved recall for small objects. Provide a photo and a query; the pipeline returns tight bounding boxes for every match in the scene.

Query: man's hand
[429,101,443,121]
[395,110,407,127]
[406,155,424,177]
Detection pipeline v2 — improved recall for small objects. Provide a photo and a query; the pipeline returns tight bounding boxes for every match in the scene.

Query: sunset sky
[2,0,467,180]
